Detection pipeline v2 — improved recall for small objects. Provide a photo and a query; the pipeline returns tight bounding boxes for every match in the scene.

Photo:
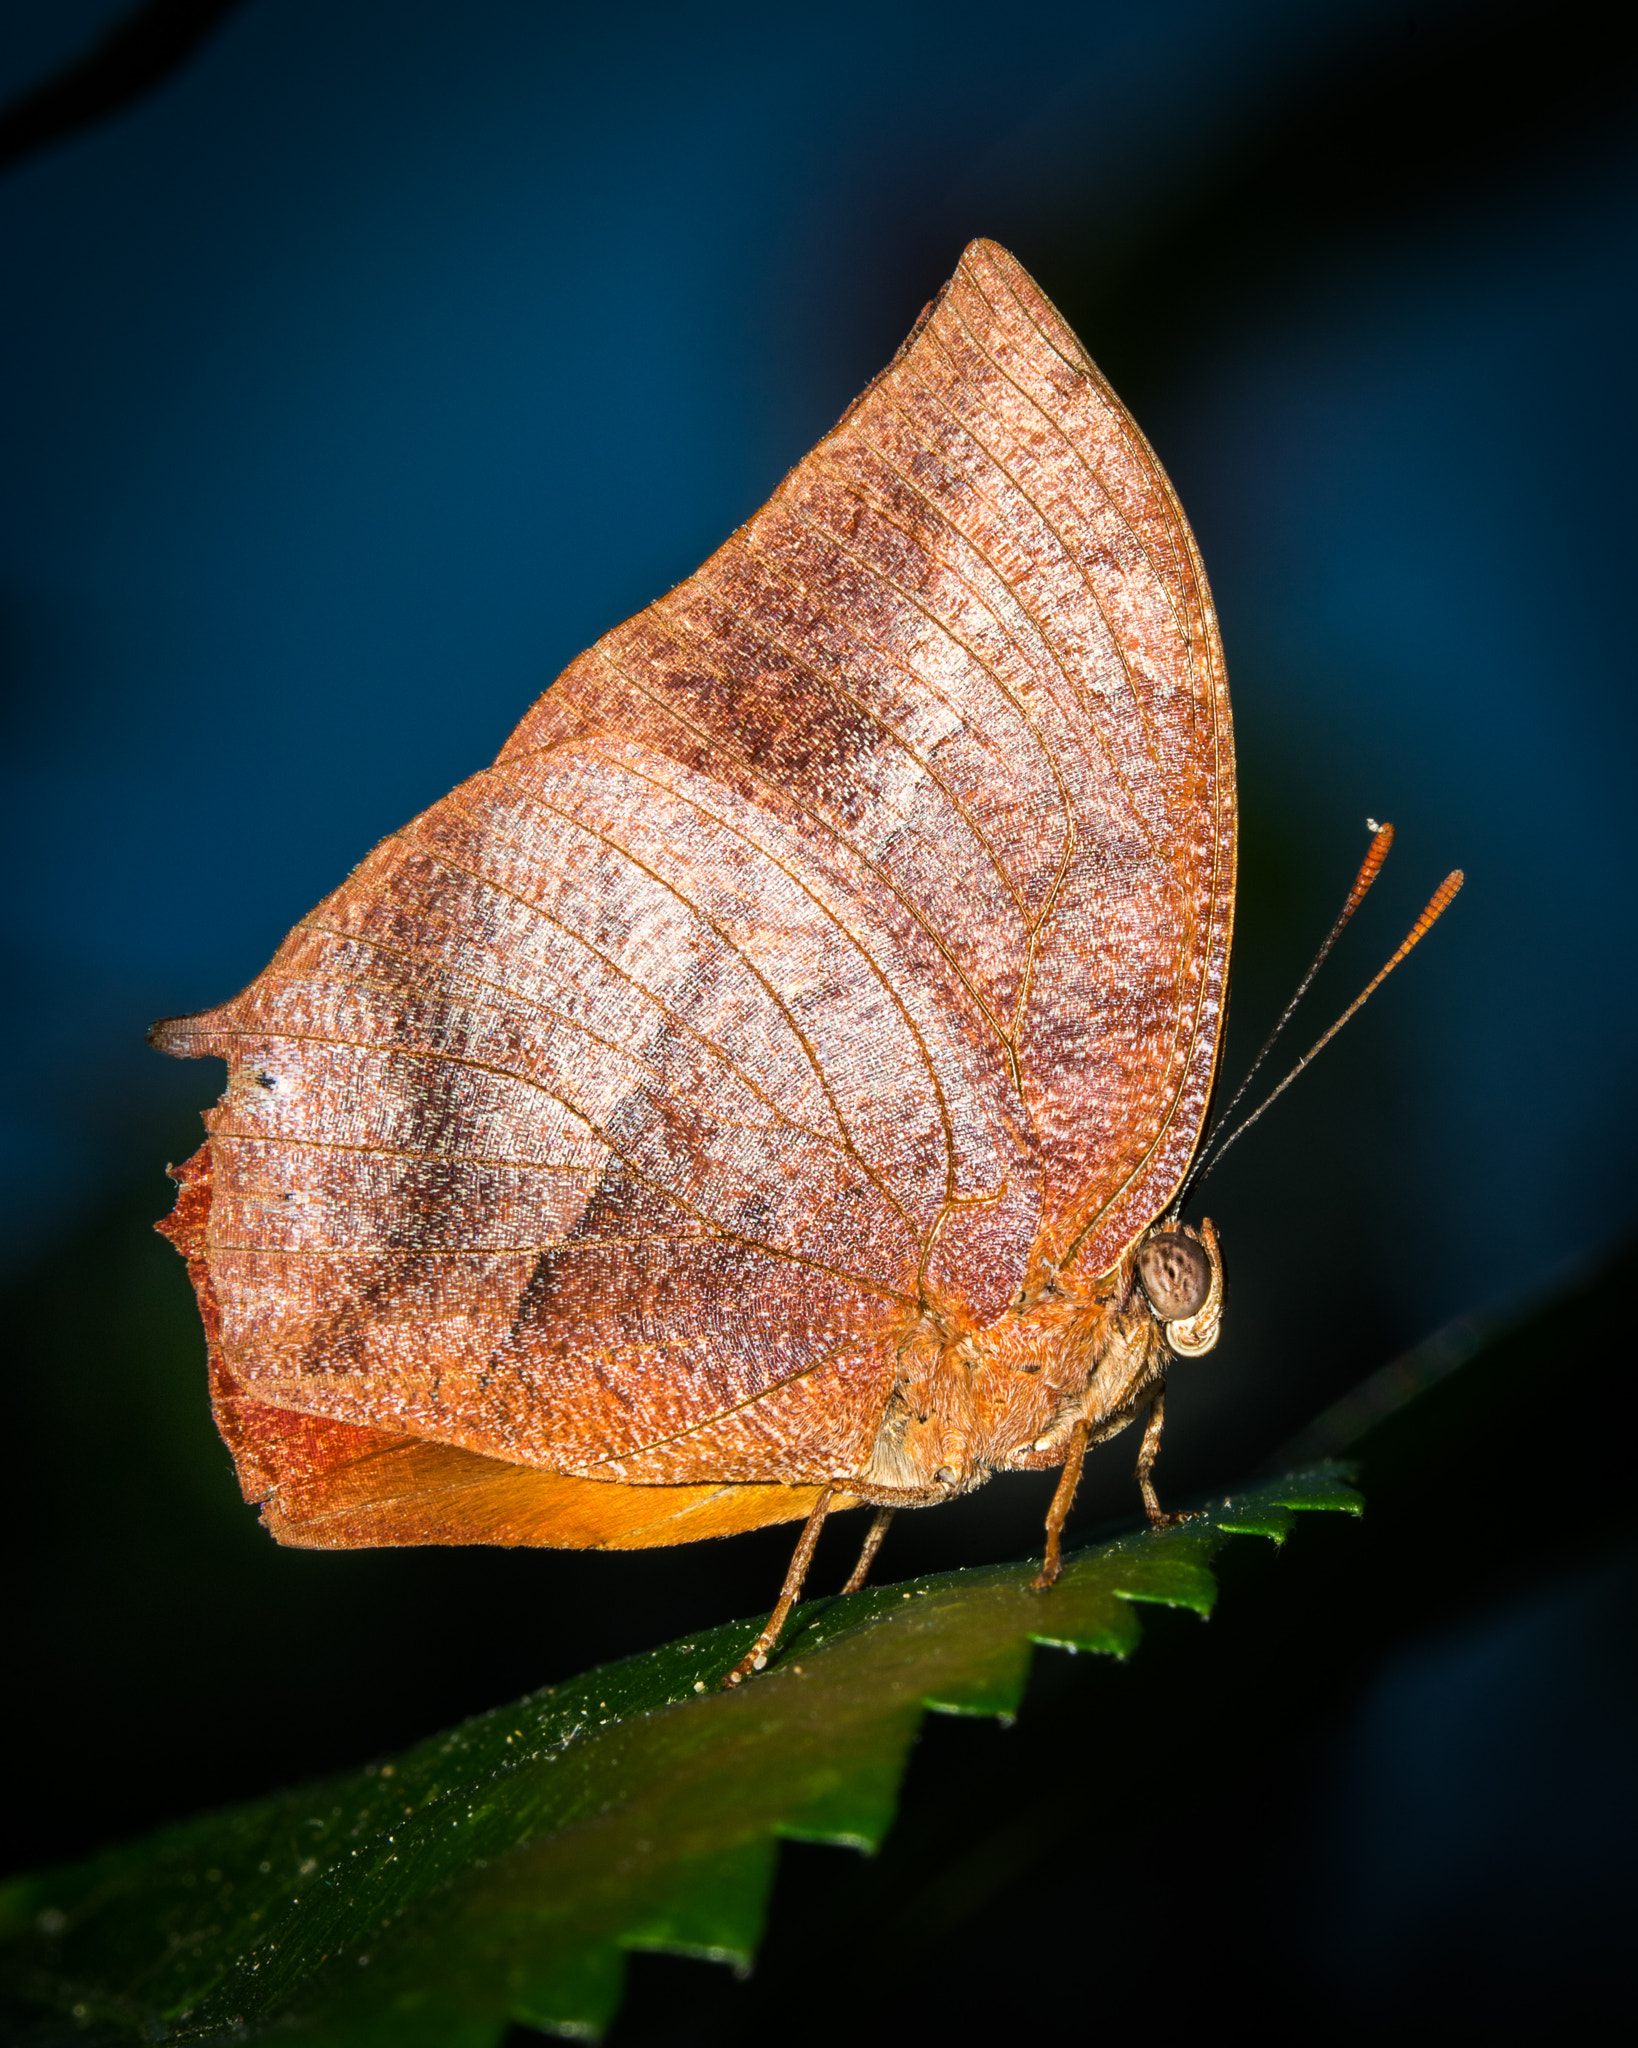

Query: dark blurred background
[2,0,1634,2038]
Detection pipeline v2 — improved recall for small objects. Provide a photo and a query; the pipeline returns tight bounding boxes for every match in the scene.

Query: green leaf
[0,1466,1358,2043]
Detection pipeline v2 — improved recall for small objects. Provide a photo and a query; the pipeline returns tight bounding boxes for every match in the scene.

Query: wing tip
[956,237,1092,375]
[833,235,1040,434]
[960,234,1017,274]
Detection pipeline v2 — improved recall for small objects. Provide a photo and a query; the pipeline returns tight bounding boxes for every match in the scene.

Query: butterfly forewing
[155,239,1234,1542]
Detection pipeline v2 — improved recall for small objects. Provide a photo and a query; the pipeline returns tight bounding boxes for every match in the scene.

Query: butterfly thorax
[853,1221,1221,1506]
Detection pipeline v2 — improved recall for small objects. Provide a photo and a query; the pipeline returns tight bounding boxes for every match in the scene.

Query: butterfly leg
[841,1507,895,1594]
[1135,1389,1190,1526]
[1032,1419,1089,1590]
[722,1487,836,1687]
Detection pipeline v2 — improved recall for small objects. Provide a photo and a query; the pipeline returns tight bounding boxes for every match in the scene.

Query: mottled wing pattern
[155,238,1233,1513]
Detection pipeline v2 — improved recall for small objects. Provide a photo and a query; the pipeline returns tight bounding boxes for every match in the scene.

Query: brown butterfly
[153,239,1455,1685]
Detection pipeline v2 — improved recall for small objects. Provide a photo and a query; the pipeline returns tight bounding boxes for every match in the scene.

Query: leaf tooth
[508,1940,626,2042]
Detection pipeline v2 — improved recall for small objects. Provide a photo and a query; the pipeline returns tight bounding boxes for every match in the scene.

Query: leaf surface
[0,1468,1357,2043]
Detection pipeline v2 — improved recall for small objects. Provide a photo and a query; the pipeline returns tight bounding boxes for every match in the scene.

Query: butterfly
[154,239,1454,1685]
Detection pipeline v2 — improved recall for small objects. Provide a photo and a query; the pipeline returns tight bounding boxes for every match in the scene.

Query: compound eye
[1136,1231,1211,1321]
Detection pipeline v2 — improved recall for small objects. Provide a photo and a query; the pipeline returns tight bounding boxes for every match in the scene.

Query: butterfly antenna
[1220,819,1395,1134]
[1171,819,1395,1219]
[1181,867,1464,1203]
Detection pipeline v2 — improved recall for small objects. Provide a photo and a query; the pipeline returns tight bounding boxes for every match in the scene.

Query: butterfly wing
[154,238,1233,1543]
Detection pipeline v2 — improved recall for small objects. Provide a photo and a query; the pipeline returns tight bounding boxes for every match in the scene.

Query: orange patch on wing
[259,1427,848,1550]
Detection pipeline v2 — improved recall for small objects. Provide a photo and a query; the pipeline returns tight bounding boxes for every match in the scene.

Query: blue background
[5,0,1634,1325]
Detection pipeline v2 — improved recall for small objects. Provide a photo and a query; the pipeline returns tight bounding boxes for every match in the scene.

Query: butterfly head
[1135,1218,1222,1359]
